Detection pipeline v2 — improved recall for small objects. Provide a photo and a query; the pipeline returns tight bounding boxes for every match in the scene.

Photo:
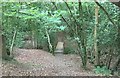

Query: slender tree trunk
[35,28,38,49]
[0,39,1,58]
[45,29,53,54]
[0,27,2,58]
[32,31,35,49]
[82,44,87,68]
[106,47,113,69]
[94,4,100,66]
[78,1,87,68]
[10,29,17,57]
[0,39,1,76]
[30,20,38,49]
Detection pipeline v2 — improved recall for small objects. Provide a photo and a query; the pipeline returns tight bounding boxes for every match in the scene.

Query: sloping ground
[2,49,95,76]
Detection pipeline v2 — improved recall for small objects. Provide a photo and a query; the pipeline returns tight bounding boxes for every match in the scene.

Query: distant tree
[0,28,2,58]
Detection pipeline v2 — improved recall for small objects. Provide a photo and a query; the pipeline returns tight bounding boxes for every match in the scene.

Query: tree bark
[32,31,35,49]
[94,4,100,66]
[0,34,2,58]
[2,35,8,59]
[10,29,17,57]
[45,29,53,54]
[0,9,8,59]
[77,1,87,68]
[0,1,1,58]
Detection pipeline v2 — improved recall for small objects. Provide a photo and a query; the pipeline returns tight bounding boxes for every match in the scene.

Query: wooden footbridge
[54,31,64,55]
[54,42,64,55]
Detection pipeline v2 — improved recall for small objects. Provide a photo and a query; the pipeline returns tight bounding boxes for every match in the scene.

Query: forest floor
[2,49,96,76]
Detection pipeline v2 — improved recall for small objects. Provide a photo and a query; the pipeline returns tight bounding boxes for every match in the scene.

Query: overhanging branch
[94,0,117,27]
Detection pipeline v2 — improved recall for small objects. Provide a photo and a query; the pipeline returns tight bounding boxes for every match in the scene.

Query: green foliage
[64,46,75,54]
[94,66,111,76]
[57,26,67,31]
[1,2,120,75]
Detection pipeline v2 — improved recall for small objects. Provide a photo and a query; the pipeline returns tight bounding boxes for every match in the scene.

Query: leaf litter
[2,49,96,76]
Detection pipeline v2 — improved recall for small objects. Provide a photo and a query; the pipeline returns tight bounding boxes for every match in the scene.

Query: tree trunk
[10,29,17,57]
[0,34,2,58]
[0,25,2,58]
[2,35,8,60]
[0,34,1,77]
[45,29,53,54]
[106,47,113,69]
[0,22,8,59]
[32,31,35,49]
[94,4,100,66]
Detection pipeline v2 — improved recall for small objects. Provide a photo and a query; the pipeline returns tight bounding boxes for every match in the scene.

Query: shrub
[64,47,75,54]
[93,66,111,76]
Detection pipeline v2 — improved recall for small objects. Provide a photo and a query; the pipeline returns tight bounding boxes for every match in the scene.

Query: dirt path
[2,49,95,76]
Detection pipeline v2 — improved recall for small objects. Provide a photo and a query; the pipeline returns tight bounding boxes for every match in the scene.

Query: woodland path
[2,49,95,76]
